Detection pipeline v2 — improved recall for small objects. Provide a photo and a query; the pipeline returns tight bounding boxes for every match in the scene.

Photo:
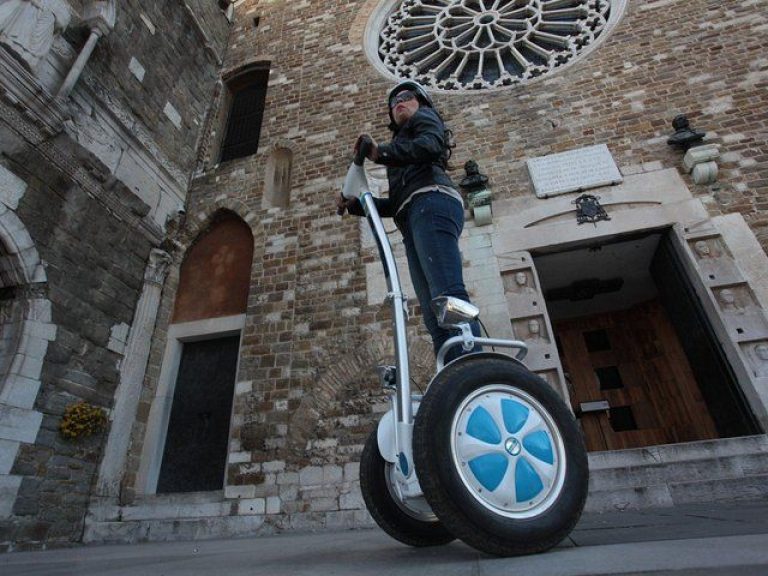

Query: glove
[336,193,353,216]
[354,134,379,162]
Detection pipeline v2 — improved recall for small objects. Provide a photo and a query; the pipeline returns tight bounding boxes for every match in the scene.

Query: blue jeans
[396,191,482,363]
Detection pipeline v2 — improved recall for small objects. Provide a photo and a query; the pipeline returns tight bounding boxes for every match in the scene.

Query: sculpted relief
[0,0,71,73]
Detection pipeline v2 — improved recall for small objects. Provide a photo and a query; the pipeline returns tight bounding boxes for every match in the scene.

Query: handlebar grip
[355,136,372,166]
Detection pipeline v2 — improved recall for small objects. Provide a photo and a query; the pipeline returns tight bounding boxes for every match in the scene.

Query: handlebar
[339,136,374,215]
[355,135,373,166]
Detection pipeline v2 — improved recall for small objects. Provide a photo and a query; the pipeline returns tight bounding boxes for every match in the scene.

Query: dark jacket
[348,107,455,218]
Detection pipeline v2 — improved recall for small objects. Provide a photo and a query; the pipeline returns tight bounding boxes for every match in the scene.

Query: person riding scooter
[336,80,481,363]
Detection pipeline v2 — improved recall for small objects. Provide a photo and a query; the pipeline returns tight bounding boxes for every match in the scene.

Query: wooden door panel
[555,300,718,451]
[157,335,240,493]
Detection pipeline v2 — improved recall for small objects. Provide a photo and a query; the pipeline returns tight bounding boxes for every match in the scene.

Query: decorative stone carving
[512,315,549,344]
[0,0,71,73]
[683,143,720,185]
[750,342,768,377]
[693,240,713,259]
[527,318,542,340]
[82,0,116,36]
[145,248,171,285]
[717,287,743,314]
[377,0,614,91]
[503,270,536,295]
[498,253,569,402]
[95,247,171,498]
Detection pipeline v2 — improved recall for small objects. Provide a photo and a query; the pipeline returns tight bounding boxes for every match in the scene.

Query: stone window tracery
[377,0,613,91]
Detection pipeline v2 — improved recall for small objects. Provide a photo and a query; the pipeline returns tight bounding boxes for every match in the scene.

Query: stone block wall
[0,147,152,550]
[0,0,232,551]
[73,0,230,174]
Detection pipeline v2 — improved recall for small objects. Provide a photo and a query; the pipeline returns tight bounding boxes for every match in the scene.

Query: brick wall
[126,0,768,531]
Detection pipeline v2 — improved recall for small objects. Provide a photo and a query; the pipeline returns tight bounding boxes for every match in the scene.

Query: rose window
[377,0,613,91]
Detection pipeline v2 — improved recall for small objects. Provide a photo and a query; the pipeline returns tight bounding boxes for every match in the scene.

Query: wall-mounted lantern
[459,160,493,226]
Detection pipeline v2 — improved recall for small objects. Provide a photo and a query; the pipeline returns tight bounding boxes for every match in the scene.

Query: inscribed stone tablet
[527,144,623,198]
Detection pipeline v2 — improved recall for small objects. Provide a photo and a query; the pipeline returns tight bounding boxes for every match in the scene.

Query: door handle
[576,400,610,417]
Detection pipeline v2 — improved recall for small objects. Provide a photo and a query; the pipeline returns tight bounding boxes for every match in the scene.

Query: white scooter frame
[341,157,529,508]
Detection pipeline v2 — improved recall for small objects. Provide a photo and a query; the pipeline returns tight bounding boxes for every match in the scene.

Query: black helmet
[387,80,434,125]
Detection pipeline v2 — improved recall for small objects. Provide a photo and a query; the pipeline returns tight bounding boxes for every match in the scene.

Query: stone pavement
[3,500,768,576]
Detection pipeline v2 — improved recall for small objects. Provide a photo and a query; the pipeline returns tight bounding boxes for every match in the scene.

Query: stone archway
[135,206,258,496]
[0,198,56,518]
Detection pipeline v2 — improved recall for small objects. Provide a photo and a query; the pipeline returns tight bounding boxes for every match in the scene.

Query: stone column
[57,0,116,99]
[94,248,171,498]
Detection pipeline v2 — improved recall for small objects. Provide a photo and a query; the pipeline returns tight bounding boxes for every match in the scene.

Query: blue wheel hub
[452,385,565,517]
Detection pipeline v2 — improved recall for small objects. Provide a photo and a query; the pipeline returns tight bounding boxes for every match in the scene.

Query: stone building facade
[2,0,768,550]
[0,0,230,550]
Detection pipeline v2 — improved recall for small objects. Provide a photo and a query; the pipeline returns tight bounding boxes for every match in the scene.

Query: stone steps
[85,436,768,542]
[585,435,768,513]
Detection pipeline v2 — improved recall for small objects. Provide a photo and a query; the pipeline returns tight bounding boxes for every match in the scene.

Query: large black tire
[413,356,588,556]
[359,427,455,547]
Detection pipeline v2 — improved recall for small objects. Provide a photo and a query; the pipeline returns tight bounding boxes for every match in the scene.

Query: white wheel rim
[451,384,567,518]
[384,463,439,522]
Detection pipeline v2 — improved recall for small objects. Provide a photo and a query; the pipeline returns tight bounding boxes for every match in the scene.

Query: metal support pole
[361,193,412,430]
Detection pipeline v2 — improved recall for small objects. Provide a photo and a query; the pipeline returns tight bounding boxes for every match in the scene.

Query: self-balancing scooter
[342,147,588,556]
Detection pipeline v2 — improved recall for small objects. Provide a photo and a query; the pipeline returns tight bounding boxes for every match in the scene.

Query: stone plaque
[527,144,623,198]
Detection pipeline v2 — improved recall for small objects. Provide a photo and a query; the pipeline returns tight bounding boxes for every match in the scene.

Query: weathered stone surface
[0,475,23,518]
[0,405,42,444]
[0,0,71,73]
[0,0,227,545]
[684,144,721,173]
[0,163,27,209]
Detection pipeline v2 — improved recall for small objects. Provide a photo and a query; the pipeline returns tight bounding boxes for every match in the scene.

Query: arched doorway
[153,211,254,493]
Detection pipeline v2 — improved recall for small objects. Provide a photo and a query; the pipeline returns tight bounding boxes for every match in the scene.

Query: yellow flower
[59,401,106,440]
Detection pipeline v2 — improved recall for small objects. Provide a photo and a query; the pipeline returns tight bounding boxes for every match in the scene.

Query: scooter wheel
[413,356,588,556]
[360,428,455,547]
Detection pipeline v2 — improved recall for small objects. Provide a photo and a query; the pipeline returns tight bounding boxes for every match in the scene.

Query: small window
[584,329,611,352]
[609,406,638,432]
[220,66,270,163]
[595,366,624,390]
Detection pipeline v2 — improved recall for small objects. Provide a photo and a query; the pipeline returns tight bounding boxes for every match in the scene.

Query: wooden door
[157,335,240,493]
[555,300,718,451]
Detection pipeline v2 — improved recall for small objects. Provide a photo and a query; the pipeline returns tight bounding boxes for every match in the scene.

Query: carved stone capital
[82,0,116,36]
[0,49,70,135]
[684,144,720,185]
[145,249,171,285]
